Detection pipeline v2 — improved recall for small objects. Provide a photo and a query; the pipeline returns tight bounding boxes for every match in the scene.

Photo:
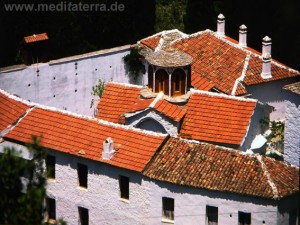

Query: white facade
[42,149,297,225]
[283,90,300,167]
[246,78,299,120]
[0,45,147,116]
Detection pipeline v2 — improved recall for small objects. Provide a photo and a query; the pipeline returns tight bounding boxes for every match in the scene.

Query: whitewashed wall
[125,109,180,135]
[0,46,147,116]
[246,78,299,120]
[46,150,151,225]
[283,91,300,167]
[145,178,280,225]
[45,149,291,225]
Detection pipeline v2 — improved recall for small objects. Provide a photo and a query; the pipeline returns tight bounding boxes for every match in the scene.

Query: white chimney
[262,36,272,55]
[261,53,272,79]
[217,14,225,36]
[239,24,247,47]
[102,137,115,160]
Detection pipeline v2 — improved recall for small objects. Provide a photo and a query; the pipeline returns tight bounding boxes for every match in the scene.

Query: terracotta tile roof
[171,32,247,95]
[283,82,300,95]
[141,35,161,50]
[140,30,300,95]
[180,91,257,146]
[244,56,300,86]
[24,33,48,44]
[97,82,186,123]
[0,90,31,132]
[143,137,299,199]
[191,72,214,91]
[153,99,186,122]
[96,82,153,123]
[4,107,166,172]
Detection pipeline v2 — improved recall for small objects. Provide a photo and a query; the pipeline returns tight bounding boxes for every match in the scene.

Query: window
[119,175,129,200]
[78,163,88,188]
[155,69,169,95]
[171,69,186,96]
[162,197,174,221]
[206,205,218,225]
[148,65,153,91]
[46,155,55,179]
[46,197,56,221]
[238,211,251,225]
[78,207,89,225]
[289,208,297,225]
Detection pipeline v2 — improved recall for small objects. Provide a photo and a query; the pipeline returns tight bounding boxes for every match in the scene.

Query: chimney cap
[263,36,272,43]
[239,24,247,31]
[218,14,225,21]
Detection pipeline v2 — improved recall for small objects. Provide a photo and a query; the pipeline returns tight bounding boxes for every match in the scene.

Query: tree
[0,136,67,225]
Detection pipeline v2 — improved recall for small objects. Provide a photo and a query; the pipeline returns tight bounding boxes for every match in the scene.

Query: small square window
[78,207,89,225]
[46,155,55,179]
[238,211,251,225]
[78,163,88,188]
[162,197,174,221]
[46,197,56,221]
[119,175,129,200]
[206,205,218,225]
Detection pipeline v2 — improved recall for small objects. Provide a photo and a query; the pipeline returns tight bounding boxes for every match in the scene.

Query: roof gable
[4,106,166,172]
[96,82,152,123]
[143,137,299,199]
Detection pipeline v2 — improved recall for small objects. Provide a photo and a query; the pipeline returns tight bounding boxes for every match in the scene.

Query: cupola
[142,49,193,97]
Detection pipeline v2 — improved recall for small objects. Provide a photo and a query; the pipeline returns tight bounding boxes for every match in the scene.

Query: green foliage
[0,136,68,225]
[260,117,285,143]
[90,79,106,108]
[0,136,46,225]
[123,47,144,79]
[155,0,187,32]
[91,79,106,98]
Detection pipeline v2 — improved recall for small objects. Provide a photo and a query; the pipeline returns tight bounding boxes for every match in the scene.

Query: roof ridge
[255,155,279,199]
[231,53,251,95]
[33,105,168,137]
[109,81,144,89]
[0,89,34,107]
[1,87,166,138]
[190,88,257,102]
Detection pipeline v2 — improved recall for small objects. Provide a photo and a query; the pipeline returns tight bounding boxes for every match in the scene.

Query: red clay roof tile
[141,30,300,95]
[143,137,299,199]
[4,107,166,172]
[96,82,152,123]
[153,99,186,122]
[24,33,48,43]
[180,91,256,146]
[141,35,161,50]
[0,90,31,132]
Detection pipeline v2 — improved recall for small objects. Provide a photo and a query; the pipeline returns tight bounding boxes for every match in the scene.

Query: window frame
[171,69,186,97]
[238,211,251,225]
[46,197,56,222]
[206,205,218,225]
[46,155,56,179]
[78,206,89,225]
[77,163,88,188]
[155,69,169,95]
[119,175,129,200]
[162,197,174,222]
